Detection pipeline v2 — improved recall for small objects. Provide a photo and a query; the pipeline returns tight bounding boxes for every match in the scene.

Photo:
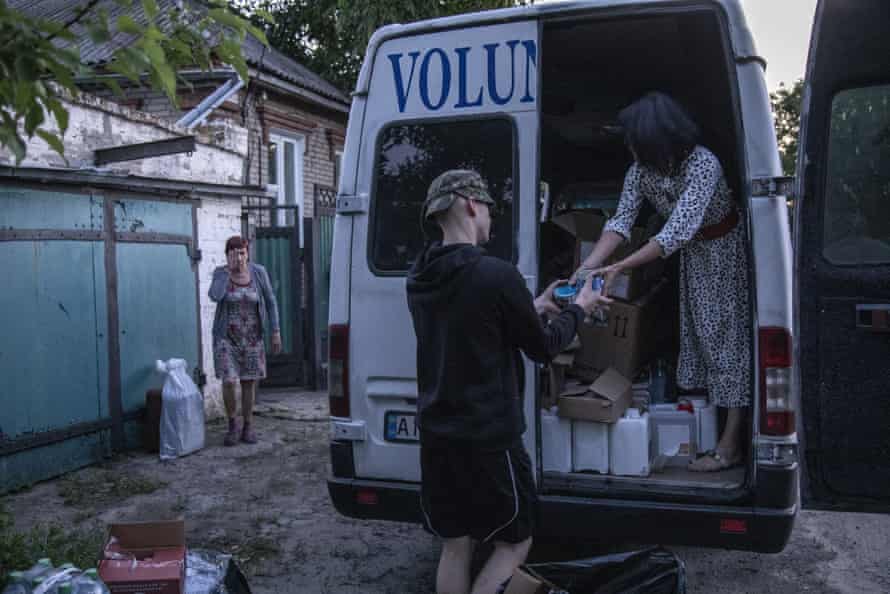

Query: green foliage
[770,79,804,176]
[0,503,105,588]
[242,0,528,93]
[0,0,269,164]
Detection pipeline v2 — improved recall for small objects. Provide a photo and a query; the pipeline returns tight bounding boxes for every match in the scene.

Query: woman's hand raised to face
[226,248,248,273]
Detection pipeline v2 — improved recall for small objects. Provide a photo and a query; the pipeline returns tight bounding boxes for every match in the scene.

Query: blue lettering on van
[454,47,484,108]
[484,40,519,105]
[387,39,537,113]
[389,51,421,113]
[419,48,452,110]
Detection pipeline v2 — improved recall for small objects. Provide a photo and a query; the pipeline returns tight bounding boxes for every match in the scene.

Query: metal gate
[246,205,305,387]
[0,183,201,492]
[312,185,337,389]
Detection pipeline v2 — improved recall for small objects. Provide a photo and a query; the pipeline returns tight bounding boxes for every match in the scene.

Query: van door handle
[856,304,890,332]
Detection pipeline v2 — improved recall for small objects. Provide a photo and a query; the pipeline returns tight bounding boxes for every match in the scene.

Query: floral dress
[604,146,751,408]
[213,277,267,382]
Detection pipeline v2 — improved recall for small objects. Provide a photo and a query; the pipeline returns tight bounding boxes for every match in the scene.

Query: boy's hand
[534,279,565,317]
[574,275,613,315]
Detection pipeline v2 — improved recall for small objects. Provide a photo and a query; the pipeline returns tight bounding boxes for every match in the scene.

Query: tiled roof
[11,0,350,105]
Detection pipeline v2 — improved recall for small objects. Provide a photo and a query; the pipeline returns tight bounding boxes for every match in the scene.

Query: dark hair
[225,235,248,254]
[618,92,700,175]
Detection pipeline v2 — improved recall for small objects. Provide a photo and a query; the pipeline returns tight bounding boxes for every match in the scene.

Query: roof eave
[248,68,351,114]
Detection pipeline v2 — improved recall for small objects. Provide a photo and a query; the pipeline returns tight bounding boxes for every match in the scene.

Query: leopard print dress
[604,146,752,408]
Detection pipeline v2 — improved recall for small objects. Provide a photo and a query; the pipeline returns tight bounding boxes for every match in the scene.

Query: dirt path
[4,390,889,593]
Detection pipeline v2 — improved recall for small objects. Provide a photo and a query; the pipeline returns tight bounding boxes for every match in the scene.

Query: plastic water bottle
[1,571,29,594]
[70,570,109,594]
[22,559,53,583]
[649,359,677,405]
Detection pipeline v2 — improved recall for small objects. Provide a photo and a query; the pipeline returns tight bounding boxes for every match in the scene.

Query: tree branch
[46,0,102,42]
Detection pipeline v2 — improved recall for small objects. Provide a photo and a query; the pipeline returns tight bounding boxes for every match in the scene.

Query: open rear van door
[795,0,890,513]
[347,19,540,483]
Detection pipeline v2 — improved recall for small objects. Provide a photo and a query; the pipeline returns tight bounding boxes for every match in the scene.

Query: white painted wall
[0,91,250,419]
[196,197,244,418]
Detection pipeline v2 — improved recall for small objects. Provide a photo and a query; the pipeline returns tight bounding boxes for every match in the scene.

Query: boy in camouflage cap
[423,169,497,221]
[407,170,609,594]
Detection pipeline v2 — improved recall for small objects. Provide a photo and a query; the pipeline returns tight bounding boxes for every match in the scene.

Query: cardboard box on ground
[99,520,186,594]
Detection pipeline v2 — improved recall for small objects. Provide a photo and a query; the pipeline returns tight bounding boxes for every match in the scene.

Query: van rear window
[823,84,890,265]
[370,118,515,273]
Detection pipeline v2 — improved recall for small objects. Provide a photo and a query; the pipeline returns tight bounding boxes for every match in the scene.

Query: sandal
[688,448,741,472]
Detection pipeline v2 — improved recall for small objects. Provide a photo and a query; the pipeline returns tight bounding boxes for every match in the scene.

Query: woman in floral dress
[575,92,751,472]
[209,236,281,446]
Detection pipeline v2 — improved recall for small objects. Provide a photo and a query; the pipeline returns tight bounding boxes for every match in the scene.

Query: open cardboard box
[98,519,186,594]
[557,367,632,423]
[553,211,665,302]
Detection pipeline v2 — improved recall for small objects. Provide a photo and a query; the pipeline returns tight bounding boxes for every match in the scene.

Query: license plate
[384,411,419,442]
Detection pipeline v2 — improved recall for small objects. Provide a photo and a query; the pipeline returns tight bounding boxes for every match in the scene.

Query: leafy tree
[242,0,529,93]
[0,0,269,164]
[770,79,804,175]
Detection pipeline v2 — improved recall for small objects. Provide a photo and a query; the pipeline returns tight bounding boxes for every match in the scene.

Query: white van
[326,0,890,552]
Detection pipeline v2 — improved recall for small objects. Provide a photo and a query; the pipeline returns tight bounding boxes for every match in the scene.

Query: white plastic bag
[156,358,205,460]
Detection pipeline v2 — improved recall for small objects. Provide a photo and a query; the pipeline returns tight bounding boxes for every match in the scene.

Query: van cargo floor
[544,466,745,491]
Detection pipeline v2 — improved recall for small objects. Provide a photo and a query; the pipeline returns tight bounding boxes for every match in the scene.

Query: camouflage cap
[422,169,496,220]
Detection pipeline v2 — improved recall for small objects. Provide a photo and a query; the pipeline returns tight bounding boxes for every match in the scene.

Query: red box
[98,519,186,594]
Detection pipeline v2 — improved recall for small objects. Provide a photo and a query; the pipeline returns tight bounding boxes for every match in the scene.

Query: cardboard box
[504,566,557,594]
[559,210,650,257]
[99,520,186,594]
[572,280,669,379]
[558,367,632,423]
[607,257,666,302]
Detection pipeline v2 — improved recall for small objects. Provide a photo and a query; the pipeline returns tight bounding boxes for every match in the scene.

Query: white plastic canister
[541,408,572,473]
[572,420,609,474]
[609,409,651,477]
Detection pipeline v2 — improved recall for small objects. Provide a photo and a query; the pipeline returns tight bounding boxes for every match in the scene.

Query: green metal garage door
[0,185,201,492]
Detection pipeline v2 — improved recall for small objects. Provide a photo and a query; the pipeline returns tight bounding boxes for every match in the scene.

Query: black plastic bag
[185,549,251,594]
[524,547,685,594]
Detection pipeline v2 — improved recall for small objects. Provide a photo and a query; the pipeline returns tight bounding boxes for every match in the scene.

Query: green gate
[313,185,337,389]
[0,183,201,492]
[251,205,304,387]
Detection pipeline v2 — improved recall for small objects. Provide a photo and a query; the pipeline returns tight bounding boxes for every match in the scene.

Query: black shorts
[420,441,537,543]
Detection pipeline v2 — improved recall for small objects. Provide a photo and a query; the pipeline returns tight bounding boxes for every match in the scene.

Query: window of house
[370,118,515,273]
[268,133,305,247]
[334,149,343,189]
[823,84,890,265]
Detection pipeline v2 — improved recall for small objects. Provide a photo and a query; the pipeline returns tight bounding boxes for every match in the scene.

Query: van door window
[370,118,515,273]
[822,84,890,265]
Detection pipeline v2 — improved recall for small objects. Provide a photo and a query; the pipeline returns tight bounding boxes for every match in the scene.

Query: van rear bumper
[327,477,797,553]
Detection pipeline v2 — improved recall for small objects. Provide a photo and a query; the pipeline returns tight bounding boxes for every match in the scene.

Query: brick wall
[196,196,244,418]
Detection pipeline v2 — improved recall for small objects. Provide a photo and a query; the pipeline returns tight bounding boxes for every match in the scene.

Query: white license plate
[385,411,419,442]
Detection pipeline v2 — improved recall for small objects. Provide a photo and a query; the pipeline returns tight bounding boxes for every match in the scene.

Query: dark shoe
[224,418,239,447]
[241,423,257,444]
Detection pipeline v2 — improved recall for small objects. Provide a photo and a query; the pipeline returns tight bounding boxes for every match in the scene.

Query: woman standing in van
[209,236,282,446]
[575,92,750,472]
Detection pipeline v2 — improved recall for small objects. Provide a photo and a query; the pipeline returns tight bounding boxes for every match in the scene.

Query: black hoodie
[407,243,585,450]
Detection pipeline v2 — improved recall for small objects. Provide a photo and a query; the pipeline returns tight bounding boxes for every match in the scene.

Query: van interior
[536,8,752,499]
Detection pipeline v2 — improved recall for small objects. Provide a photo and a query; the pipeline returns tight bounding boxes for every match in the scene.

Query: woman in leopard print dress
[576,92,751,472]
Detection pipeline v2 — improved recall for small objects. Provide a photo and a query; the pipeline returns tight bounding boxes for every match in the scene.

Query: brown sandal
[688,449,741,472]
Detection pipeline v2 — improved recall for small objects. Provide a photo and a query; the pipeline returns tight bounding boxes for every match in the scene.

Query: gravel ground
[4,389,888,593]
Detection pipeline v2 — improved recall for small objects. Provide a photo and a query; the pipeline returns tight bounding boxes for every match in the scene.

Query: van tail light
[759,327,794,436]
[329,324,350,418]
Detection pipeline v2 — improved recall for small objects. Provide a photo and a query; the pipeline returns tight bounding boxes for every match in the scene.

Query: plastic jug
[541,408,572,473]
[685,397,718,453]
[650,405,698,468]
[572,420,609,474]
[609,409,651,477]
